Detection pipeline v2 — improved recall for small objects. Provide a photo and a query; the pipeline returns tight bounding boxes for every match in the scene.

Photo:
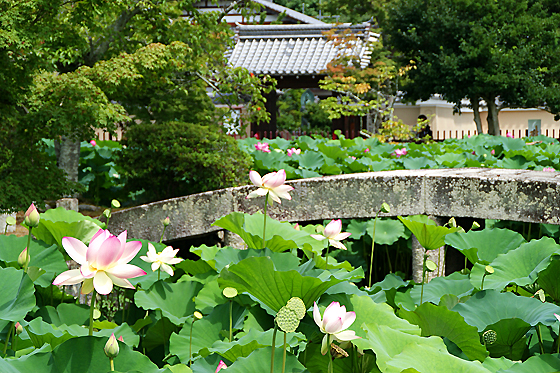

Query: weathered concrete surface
[109,168,560,241]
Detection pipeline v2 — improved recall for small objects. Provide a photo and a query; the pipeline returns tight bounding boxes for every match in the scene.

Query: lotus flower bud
[18,248,30,268]
[104,333,119,358]
[24,203,40,228]
[90,140,97,146]
[215,360,228,372]
[118,335,124,342]
[15,322,23,335]
[162,217,170,227]
[103,209,111,219]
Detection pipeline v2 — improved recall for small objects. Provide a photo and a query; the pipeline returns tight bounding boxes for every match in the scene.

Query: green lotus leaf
[134,280,203,325]
[444,228,526,265]
[469,237,560,290]
[398,216,462,250]
[218,256,342,312]
[212,212,324,254]
[367,218,406,245]
[399,302,488,362]
[24,317,75,349]
[0,336,163,373]
[31,207,105,247]
[482,319,530,361]
[0,235,68,287]
[384,342,492,373]
[33,303,90,327]
[452,290,560,331]
[213,247,300,273]
[299,151,325,170]
[481,356,516,371]
[0,267,35,322]
[497,354,560,373]
[410,272,473,305]
[224,346,306,373]
[142,316,178,352]
[537,256,560,302]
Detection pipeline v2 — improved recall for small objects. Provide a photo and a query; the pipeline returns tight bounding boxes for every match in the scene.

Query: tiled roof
[251,0,326,25]
[228,23,377,76]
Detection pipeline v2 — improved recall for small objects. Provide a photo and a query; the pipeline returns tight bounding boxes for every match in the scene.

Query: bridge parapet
[108,168,560,242]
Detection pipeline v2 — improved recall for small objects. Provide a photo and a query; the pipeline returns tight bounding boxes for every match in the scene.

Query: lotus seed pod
[223,287,238,298]
[483,330,497,345]
[103,209,111,218]
[6,216,16,226]
[471,221,481,230]
[447,217,457,228]
[285,297,306,320]
[275,306,299,333]
[484,265,494,275]
[111,199,121,209]
[380,203,390,214]
[194,311,203,320]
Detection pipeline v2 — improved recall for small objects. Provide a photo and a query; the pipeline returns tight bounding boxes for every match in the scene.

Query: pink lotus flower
[287,147,301,157]
[311,219,351,250]
[215,360,228,372]
[543,167,555,172]
[491,149,495,155]
[472,151,476,155]
[24,203,40,228]
[393,148,407,157]
[364,148,370,153]
[90,140,97,146]
[53,229,146,295]
[246,170,294,205]
[118,335,124,342]
[313,301,360,355]
[506,132,513,138]
[255,142,270,152]
[350,156,356,160]
[140,243,183,276]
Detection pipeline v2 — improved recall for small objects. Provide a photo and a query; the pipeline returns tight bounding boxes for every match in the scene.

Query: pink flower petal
[118,240,142,265]
[324,220,342,238]
[313,302,322,329]
[324,316,343,334]
[341,311,356,330]
[107,264,147,279]
[53,269,85,286]
[93,271,114,295]
[272,185,294,200]
[61,237,88,265]
[263,169,286,188]
[249,171,263,187]
[334,330,360,341]
[106,273,135,289]
[95,236,123,269]
[333,232,351,241]
[80,264,95,279]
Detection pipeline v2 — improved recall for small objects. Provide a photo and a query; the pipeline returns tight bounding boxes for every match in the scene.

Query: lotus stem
[189,317,194,366]
[481,273,487,290]
[325,245,330,270]
[270,323,278,373]
[3,322,13,356]
[110,357,114,371]
[557,327,560,354]
[368,211,380,288]
[420,254,427,304]
[24,227,32,273]
[160,226,167,244]
[229,300,233,342]
[327,348,334,373]
[88,290,97,336]
[263,194,268,249]
[385,245,392,273]
[281,332,287,373]
[536,324,544,354]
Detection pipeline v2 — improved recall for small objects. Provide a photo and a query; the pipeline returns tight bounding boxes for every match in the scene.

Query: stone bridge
[108,168,560,243]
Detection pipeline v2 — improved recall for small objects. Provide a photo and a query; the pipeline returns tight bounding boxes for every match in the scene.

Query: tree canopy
[385,0,560,134]
[0,0,273,212]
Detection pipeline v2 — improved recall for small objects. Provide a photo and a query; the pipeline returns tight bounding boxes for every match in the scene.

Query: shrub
[119,121,252,202]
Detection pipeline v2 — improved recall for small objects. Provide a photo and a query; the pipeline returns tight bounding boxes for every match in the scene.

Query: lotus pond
[3,135,560,372]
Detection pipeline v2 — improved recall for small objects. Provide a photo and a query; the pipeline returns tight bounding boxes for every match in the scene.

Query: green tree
[385,0,560,135]
[1,0,273,211]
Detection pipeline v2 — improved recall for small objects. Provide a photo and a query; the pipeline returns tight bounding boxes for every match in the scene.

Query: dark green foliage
[0,125,78,213]
[119,121,252,202]
[277,89,331,132]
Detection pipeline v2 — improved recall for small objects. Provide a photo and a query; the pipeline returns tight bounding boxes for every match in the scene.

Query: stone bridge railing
[108,168,560,242]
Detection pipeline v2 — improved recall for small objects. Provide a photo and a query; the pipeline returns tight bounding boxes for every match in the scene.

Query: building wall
[394,99,560,139]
